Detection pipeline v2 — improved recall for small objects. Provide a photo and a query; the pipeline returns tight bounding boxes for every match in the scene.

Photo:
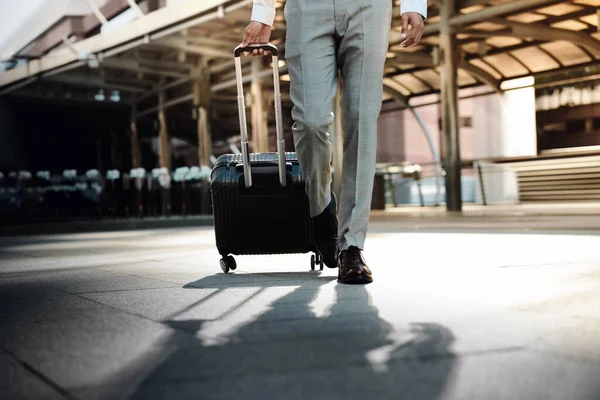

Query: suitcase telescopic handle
[234,44,278,57]
[233,43,287,189]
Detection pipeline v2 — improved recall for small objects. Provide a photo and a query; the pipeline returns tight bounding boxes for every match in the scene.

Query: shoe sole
[337,275,373,285]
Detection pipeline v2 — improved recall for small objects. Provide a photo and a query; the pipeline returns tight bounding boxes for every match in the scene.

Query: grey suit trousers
[284,0,392,250]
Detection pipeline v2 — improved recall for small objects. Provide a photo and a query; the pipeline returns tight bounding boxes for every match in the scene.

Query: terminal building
[1,0,599,218]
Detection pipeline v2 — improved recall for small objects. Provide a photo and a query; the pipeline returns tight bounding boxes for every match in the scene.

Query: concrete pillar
[440,0,462,211]
[193,61,213,215]
[158,90,171,170]
[157,89,172,216]
[130,105,142,169]
[251,58,269,153]
[193,61,213,166]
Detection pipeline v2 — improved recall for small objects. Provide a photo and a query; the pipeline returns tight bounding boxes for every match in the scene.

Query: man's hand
[240,21,272,56]
[399,12,425,48]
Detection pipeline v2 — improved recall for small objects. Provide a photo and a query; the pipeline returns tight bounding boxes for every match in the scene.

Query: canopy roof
[0,0,598,119]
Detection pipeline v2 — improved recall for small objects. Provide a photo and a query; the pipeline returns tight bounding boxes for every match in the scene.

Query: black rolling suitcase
[210,43,323,273]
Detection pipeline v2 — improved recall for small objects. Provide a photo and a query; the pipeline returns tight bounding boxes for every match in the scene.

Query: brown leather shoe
[338,246,373,284]
[313,192,338,269]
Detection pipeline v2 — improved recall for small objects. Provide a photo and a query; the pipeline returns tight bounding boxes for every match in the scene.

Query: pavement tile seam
[1,266,200,291]
[73,292,215,343]
[108,272,200,286]
[120,258,212,267]
[0,345,76,400]
[142,274,320,289]
[74,291,177,324]
[0,261,155,278]
[98,263,204,276]
[72,286,185,295]
[0,250,208,271]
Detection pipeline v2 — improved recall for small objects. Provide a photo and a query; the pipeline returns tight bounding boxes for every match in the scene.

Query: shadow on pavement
[105,272,458,400]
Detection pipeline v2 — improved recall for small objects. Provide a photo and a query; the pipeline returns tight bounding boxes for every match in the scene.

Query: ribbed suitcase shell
[210,152,316,257]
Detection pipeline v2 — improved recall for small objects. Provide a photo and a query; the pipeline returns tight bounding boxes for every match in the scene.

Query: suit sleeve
[251,0,276,26]
[400,0,427,19]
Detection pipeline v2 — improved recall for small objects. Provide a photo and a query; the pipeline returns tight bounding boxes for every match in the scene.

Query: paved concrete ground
[2,210,600,400]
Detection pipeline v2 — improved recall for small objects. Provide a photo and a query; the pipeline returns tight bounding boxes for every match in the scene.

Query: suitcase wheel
[311,253,324,271]
[220,255,237,273]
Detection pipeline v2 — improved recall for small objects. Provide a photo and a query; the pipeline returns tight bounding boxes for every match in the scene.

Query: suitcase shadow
[183,270,338,289]
[104,274,457,400]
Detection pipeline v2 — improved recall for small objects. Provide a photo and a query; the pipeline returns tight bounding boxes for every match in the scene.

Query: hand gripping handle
[234,43,279,57]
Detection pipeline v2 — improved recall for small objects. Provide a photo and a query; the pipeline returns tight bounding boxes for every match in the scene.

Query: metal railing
[376,149,600,208]
[4,150,598,223]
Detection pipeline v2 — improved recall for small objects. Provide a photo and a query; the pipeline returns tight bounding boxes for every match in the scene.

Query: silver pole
[272,55,287,187]
[234,56,252,188]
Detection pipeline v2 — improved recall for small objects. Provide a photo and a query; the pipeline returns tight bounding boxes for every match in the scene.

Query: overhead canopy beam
[137,77,190,101]
[46,73,151,93]
[101,59,189,79]
[488,18,600,54]
[121,55,195,72]
[0,0,250,92]
[137,93,194,118]
[210,60,239,74]
[211,66,289,92]
[452,0,565,26]
[136,65,289,118]
[85,0,109,25]
[387,51,436,67]
[178,35,239,50]
[459,61,502,93]
[382,83,408,105]
[127,0,145,18]
[153,37,232,59]
[389,0,567,44]
[382,78,412,99]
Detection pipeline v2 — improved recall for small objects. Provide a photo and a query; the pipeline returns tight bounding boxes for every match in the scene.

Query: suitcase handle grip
[234,43,286,189]
[234,44,278,57]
